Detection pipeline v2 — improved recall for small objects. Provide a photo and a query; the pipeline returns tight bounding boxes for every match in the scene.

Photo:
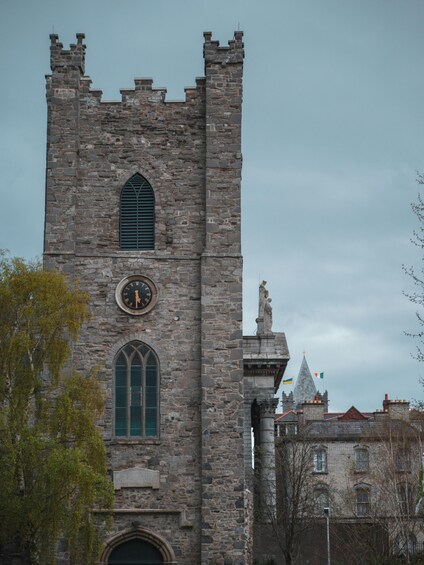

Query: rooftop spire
[293,354,317,409]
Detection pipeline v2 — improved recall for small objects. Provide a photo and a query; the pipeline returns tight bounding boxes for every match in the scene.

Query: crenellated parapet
[116,76,205,106]
[315,390,329,412]
[203,31,244,66]
[282,391,294,412]
[49,33,86,73]
[47,34,206,105]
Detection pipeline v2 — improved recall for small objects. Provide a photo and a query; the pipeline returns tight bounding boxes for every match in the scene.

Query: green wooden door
[108,539,164,565]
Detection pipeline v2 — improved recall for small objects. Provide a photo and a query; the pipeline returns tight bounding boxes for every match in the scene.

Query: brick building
[43,32,289,565]
[269,358,424,564]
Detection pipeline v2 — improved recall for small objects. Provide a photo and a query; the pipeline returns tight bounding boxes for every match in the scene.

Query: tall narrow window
[313,448,327,473]
[114,341,158,437]
[356,486,370,517]
[396,448,411,473]
[355,448,369,472]
[314,487,329,514]
[120,174,155,250]
[398,483,414,515]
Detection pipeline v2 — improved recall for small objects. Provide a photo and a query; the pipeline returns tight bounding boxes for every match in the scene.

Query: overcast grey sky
[1,0,424,412]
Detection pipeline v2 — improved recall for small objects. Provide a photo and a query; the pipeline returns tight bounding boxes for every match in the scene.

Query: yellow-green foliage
[0,255,114,565]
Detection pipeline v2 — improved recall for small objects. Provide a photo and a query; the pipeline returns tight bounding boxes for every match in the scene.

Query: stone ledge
[93,508,193,528]
[110,438,161,446]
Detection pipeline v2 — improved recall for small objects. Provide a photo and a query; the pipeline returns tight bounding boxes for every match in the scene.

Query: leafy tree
[0,255,113,565]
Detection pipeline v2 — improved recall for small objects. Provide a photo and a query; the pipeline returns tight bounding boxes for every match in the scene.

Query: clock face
[122,280,152,310]
[115,275,158,316]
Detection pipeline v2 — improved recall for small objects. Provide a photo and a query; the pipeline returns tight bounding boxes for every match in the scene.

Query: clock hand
[135,289,142,308]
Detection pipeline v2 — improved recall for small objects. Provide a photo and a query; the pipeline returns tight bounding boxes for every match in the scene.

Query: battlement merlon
[50,33,86,73]
[203,31,244,66]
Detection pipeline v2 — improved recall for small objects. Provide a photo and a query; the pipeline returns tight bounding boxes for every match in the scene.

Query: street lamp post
[323,507,331,565]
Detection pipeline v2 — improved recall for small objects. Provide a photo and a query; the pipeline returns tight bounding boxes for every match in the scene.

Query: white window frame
[313,447,327,473]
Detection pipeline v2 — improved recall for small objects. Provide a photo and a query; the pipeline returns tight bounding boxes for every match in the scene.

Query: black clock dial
[122,280,152,310]
[115,275,158,316]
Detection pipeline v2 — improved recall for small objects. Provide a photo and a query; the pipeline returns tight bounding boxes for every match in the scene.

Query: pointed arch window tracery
[114,341,158,437]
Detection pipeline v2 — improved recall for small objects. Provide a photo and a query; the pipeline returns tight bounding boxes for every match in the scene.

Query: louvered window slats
[120,174,155,250]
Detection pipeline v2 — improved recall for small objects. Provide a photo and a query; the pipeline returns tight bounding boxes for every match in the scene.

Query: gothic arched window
[114,341,158,437]
[120,174,155,250]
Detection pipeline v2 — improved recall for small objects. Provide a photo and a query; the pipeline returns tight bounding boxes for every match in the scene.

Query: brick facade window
[314,487,329,514]
[120,174,155,250]
[398,483,414,515]
[396,448,411,473]
[313,448,327,473]
[355,447,369,472]
[114,341,158,437]
[355,486,370,516]
[396,533,417,557]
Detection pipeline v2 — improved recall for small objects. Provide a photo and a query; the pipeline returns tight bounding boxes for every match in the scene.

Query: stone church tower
[44,32,249,564]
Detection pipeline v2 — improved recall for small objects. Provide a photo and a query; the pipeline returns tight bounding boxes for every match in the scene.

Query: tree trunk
[283,549,292,565]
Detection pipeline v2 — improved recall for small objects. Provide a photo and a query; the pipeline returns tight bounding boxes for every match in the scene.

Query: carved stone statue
[264,297,273,334]
[256,280,273,335]
[258,280,268,318]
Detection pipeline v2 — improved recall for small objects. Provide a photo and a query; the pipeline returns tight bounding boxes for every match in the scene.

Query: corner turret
[49,33,86,73]
[203,31,244,67]
[203,30,244,254]
[281,391,294,412]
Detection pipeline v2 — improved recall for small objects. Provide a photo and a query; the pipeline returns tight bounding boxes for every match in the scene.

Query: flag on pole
[283,377,293,385]
[314,372,324,379]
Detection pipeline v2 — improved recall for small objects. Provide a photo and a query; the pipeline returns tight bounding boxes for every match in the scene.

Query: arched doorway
[100,528,177,565]
[108,538,163,564]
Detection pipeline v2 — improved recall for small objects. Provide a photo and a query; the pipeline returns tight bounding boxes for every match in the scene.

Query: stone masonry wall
[44,32,248,564]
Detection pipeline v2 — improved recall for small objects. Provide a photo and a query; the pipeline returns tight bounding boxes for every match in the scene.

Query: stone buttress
[201,32,247,563]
